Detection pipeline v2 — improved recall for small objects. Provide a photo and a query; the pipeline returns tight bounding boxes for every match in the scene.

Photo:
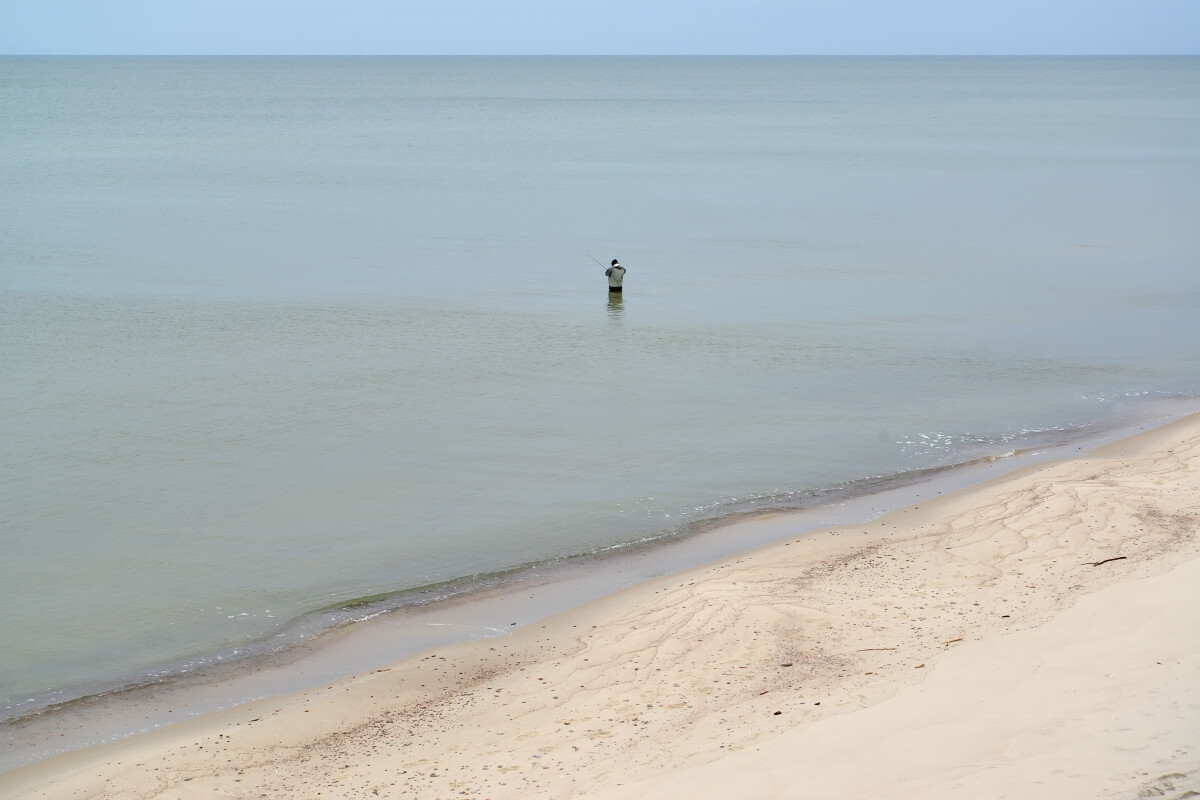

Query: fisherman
[605,259,626,293]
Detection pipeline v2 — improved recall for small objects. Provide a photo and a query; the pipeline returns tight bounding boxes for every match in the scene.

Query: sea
[2,56,1198,766]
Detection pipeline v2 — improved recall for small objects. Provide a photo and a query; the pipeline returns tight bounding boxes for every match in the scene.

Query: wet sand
[3,413,1198,799]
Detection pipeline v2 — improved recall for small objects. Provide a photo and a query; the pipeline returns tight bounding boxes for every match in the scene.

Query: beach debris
[1085,556,1128,567]
[780,662,794,667]
[943,638,963,646]
[773,711,782,715]
[855,647,894,652]
[915,664,925,669]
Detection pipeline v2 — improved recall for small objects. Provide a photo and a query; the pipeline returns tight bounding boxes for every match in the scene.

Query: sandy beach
[3,413,1198,800]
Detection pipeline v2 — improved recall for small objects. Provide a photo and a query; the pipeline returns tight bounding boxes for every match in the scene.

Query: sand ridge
[3,414,1198,799]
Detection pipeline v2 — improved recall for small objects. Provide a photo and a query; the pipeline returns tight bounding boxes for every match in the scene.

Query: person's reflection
[607,290,624,321]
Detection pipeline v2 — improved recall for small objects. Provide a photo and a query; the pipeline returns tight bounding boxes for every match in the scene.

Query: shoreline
[3,398,1195,773]
[2,411,1197,798]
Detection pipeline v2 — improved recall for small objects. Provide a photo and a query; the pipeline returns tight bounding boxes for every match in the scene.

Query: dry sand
[4,414,1199,800]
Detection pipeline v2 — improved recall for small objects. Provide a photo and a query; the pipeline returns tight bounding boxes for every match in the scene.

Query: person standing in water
[605,259,626,293]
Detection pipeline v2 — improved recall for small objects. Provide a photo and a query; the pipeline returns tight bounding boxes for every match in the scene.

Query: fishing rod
[588,254,606,268]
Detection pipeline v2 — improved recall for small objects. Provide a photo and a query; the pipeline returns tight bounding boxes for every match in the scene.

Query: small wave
[8,395,1198,733]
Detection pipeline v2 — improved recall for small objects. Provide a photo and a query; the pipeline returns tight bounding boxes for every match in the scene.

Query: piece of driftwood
[943,637,963,646]
[1085,556,1128,567]
[855,647,895,652]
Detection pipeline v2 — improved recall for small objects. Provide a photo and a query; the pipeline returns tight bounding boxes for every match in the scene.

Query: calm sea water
[2,57,1198,723]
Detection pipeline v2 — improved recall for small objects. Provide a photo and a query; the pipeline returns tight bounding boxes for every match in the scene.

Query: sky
[2,0,1198,55]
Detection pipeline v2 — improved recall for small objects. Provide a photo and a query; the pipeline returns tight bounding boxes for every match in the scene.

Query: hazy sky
[3,0,1198,55]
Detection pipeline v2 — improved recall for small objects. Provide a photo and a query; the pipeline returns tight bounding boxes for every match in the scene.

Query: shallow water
[1,56,1198,727]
